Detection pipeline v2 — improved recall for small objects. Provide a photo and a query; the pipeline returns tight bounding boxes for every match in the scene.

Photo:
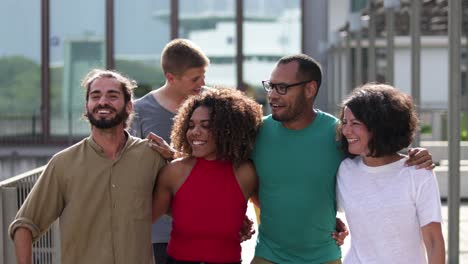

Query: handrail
[0,166,60,264]
[0,165,46,187]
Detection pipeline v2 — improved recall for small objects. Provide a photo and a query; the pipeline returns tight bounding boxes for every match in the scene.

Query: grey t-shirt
[130,91,175,243]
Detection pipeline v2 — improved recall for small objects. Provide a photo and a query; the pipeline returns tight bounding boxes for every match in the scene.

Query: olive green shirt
[9,133,165,264]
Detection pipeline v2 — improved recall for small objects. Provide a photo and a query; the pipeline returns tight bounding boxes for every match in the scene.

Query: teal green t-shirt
[250,110,344,264]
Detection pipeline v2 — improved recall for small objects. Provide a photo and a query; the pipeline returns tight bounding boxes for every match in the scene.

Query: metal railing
[0,113,88,145]
[0,113,40,137]
[0,166,60,264]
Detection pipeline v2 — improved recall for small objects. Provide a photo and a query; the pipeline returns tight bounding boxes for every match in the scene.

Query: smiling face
[170,67,206,98]
[267,61,314,129]
[186,106,217,160]
[341,107,371,157]
[85,77,131,129]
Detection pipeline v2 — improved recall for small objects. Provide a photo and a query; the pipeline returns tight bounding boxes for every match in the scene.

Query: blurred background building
[1,0,468,262]
[0,0,307,178]
[2,0,468,185]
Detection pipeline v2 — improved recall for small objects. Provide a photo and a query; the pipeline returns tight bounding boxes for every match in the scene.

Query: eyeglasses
[262,80,313,95]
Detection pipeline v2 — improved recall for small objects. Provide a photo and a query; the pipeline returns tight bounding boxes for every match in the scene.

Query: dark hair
[171,87,263,166]
[81,69,137,128]
[278,54,323,95]
[337,83,419,158]
[81,69,137,104]
[161,39,210,77]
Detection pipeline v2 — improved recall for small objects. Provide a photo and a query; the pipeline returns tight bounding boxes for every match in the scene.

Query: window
[243,0,301,107]
[49,0,106,137]
[0,0,41,140]
[180,0,236,87]
[114,0,170,98]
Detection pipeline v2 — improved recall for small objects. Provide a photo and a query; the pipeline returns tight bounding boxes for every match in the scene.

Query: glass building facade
[0,0,302,145]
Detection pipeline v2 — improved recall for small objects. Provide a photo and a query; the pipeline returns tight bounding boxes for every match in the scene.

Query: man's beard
[87,106,128,129]
[271,96,308,123]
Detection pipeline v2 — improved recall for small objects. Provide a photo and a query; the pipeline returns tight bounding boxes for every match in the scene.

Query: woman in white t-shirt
[336,83,445,264]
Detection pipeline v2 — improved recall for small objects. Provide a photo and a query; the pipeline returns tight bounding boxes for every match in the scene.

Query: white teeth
[192,141,205,145]
[98,110,110,114]
[347,138,358,143]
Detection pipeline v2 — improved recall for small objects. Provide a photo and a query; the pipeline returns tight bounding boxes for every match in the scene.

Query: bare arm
[421,222,445,264]
[234,161,259,242]
[235,160,258,200]
[152,164,175,222]
[13,227,33,264]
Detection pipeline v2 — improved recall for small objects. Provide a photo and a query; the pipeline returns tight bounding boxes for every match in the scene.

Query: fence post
[0,188,4,264]
[1,187,18,264]
[52,221,61,263]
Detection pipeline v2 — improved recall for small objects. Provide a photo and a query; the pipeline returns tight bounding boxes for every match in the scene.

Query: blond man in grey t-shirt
[130,38,209,264]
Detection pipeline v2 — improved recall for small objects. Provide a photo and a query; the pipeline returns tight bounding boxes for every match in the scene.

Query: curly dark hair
[171,87,263,165]
[337,83,419,158]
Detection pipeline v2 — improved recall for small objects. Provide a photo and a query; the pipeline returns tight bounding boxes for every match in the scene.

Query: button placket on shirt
[109,162,119,263]
[110,163,117,210]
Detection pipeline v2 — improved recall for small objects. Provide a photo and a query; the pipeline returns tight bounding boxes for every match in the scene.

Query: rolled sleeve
[9,217,41,241]
[9,157,65,242]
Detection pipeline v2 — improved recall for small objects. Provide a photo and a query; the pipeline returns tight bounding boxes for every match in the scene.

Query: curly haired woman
[336,83,445,264]
[152,87,263,264]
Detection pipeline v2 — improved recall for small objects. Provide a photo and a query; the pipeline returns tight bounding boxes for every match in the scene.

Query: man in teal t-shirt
[250,54,433,264]
[251,112,343,263]
[250,54,343,264]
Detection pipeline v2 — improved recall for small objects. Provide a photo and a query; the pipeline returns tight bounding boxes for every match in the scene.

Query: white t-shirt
[337,156,443,264]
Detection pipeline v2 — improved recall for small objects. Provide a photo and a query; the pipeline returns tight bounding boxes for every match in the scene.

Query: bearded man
[9,69,165,264]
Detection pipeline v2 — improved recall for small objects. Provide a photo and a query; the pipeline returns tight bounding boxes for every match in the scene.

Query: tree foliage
[0,56,41,115]
[0,56,167,118]
[115,59,166,98]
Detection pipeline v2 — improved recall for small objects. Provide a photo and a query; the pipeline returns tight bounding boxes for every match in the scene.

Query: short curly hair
[171,87,263,165]
[337,83,419,158]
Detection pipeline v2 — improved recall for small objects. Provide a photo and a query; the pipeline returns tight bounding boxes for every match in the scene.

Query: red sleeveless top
[167,158,247,263]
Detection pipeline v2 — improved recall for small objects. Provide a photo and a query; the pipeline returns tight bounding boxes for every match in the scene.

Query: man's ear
[84,101,90,117]
[166,72,176,84]
[126,100,133,114]
[305,81,318,99]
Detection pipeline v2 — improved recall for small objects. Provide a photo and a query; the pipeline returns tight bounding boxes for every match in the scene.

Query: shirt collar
[87,130,134,158]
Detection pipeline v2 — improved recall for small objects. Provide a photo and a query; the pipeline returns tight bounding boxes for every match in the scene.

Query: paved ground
[242,201,468,263]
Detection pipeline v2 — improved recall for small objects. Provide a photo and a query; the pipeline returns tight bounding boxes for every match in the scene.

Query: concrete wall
[420,141,468,199]
[421,141,468,163]
[435,166,468,199]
